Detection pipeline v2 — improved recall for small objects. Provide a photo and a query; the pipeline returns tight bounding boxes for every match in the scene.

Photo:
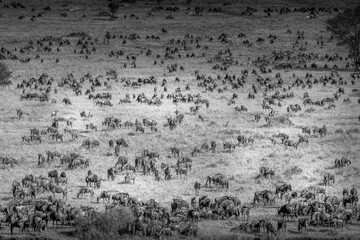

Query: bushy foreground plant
[75,207,135,240]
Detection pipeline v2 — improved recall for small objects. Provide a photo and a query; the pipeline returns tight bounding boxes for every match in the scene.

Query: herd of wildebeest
[0,0,360,239]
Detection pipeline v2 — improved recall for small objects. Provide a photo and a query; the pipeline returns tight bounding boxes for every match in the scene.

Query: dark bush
[74,207,135,240]
[108,2,119,17]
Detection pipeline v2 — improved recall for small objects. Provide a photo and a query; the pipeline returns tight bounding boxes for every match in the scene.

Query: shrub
[108,2,119,17]
[75,207,135,240]
[0,62,11,86]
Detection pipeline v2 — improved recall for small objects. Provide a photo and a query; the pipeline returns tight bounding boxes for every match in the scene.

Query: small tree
[157,0,163,7]
[327,6,360,69]
[0,62,11,87]
[105,31,111,44]
[108,2,119,18]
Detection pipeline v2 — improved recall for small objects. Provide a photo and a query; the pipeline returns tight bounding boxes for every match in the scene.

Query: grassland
[0,0,360,239]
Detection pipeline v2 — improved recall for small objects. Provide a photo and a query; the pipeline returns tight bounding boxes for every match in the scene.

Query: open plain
[0,0,360,239]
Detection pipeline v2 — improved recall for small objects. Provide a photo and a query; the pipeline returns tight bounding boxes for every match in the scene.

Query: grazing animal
[335,157,352,167]
[176,167,187,179]
[49,184,67,199]
[265,222,277,236]
[16,109,23,120]
[124,172,136,184]
[31,135,42,143]
[170,147,180,156]
[298,218,309,234]
[69,157,89,169]
[22,136,31,143]
[259,167,275,178]
[1,157,18,167]
[171,199,190,212]
[278,204,297,221]
[97,191,111,203]
[223,142,236,152]
[77,186,94,198]
[136,126,145,133]
[85,174,101,188]
[343,194,358,207]
[323,173,335,185]
[107,167,115,180]
[275,184,292,199]
[38,154,46,166]
[194,182,201,195]
[112,192,129,204]
[254,190,276,206]
[277,219,287,234]
[48,170,59,184]
[241,206,250,222]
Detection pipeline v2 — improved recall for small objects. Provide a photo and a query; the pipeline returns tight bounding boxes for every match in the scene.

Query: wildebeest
[283,139,299,149]
[176,167,187,179]
[19,187,36,199]
[22,136,31,143]
[205,174,229,191]
[259,167,275,178]
[107,167,115,180]
[31,135,42,143]
[253,190,276,205]
[47,151,61,162]
[97,191,111,203]
[277,219,287,234]
[350,187,357,196]
[77,186,94,198]
[265,222,277,236]
[49,184,67,199]
[235,105,248,112]
[240,206,250,222]
[278,204,297,221]
[323,172,335,185]
[275,184,292,199]
[335,157,351,167]
[48,170,59,184]
[121,163,136,172]
[171,198,189,212]
[68,157,89,169]
[85,174,101,188]
[51,133,63,142]
[115,156,129,168]
[62,97,71,105]
[298,217,309,234]
[124,172,136,184]
[112,192,129,204]
[136,126,145,133]
[194,182,201,195]
[223,142,236,152]
[191,146,201,156]
[1,157,18,167]
[343,194,358,207]
[170,147,180,156]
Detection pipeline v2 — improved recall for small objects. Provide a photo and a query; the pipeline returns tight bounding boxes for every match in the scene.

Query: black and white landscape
[0,0,360,239]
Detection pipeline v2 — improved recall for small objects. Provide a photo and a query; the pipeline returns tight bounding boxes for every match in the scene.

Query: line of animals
[3,169,359,237]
